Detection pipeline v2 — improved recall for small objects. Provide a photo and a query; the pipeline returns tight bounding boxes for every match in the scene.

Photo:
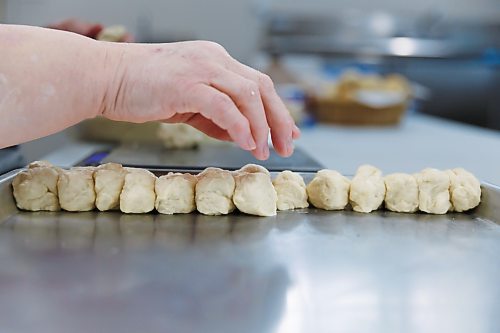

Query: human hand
[100,41,300,160]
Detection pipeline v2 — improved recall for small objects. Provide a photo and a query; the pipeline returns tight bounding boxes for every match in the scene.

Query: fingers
[183,114,231,141]
[47,19,103,38]
[226,62,297,157]
[188,84,256,151]
[293,125,301,139]
[86,24,104,39]
[163,113,231,141]
[208,69,270,160]
[257,72,295,156]
[163,112,231,141]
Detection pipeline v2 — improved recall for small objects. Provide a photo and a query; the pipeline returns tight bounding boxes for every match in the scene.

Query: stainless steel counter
[0,170,499,333]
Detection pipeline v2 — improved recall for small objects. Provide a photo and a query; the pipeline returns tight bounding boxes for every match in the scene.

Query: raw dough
[349,165,385,213]
[94,163,127,211]
[120,168,157,213]
[157,123,205,149]
[447,168,481,212]
[27,160,55,169]
[12,161,61,211]
[233,172,277,216]
[234,164,271,177]
[155,173,197,214]
[58,167,96,212]
[384,173,419,213]
[195,167,235,215]
[415,168,451,214]
[306,169,350,210]
[273,170,309,210]
[96,25,127,42]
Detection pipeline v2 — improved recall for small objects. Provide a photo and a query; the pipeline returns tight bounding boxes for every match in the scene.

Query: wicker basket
[311,97,408,126]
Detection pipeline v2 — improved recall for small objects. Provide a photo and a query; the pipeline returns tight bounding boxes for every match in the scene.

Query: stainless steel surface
[0,147,24,174]
[0,170,499,333]
[102,144,323,172]
[262,13,500,59]
[266,35,490,59]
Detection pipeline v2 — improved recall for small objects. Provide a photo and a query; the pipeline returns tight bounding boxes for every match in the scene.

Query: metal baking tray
[0,169,499,333]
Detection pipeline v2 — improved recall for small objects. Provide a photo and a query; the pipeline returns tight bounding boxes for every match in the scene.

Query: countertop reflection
[0,210,499,333]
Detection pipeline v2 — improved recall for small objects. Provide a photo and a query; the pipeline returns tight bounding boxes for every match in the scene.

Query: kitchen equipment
[261,12,500,130]
[0,169,499,333]
[310,72,411,126]
[101,144,323,172]
[0,147,24,174]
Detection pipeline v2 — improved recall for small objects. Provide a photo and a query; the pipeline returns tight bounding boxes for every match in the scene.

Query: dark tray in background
[101,144,323,172]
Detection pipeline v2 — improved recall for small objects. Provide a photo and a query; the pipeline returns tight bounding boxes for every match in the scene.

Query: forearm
[0,24,110,148]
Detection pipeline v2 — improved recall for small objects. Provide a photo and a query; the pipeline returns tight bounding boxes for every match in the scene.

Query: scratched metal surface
[0,169,499,333]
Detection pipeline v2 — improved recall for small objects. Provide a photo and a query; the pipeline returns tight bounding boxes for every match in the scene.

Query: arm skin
[0,24,299,160]
[0,25,108,148]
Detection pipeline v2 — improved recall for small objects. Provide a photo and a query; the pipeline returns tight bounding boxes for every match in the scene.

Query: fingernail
[246,136,257,150]
[292,125,301,139]
[252,148,264,161]
[260,145,270,160]
[286,140,294,155]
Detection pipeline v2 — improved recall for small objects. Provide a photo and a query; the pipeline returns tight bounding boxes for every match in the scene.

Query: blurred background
[0,0,499,163]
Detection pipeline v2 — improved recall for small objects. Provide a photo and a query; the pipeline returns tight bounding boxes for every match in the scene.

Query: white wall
[5,0,261,62]
[0,0,5,21]
[5,0,500,62]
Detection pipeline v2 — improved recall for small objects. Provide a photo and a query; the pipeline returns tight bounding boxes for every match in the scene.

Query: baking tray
[0,169,499,333]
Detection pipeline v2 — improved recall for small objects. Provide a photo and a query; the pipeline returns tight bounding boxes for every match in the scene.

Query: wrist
[90,40,123,120]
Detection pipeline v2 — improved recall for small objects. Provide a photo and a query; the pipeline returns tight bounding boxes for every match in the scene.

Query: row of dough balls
[308,165,480,214]
[12,162,279,217]
[12,162,480,217]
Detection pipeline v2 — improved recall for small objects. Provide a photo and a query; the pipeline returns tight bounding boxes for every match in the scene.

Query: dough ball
[157,123,205,149]
[233,172,277,216]
[195,167,235,215]
[155,173,197,214]
[415,168,451,214]
[96,25,127,42]
[306,169,350,210]
[12,161,61,211]
[120,168,157,214]
[94,163,127,211]
[447,168,481,212]
[384,173,419,213]
[234,164,271,177]
[58,167,96,212]
[349,165,385,213]
[27,160,55,169]
[273,170,308,210]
